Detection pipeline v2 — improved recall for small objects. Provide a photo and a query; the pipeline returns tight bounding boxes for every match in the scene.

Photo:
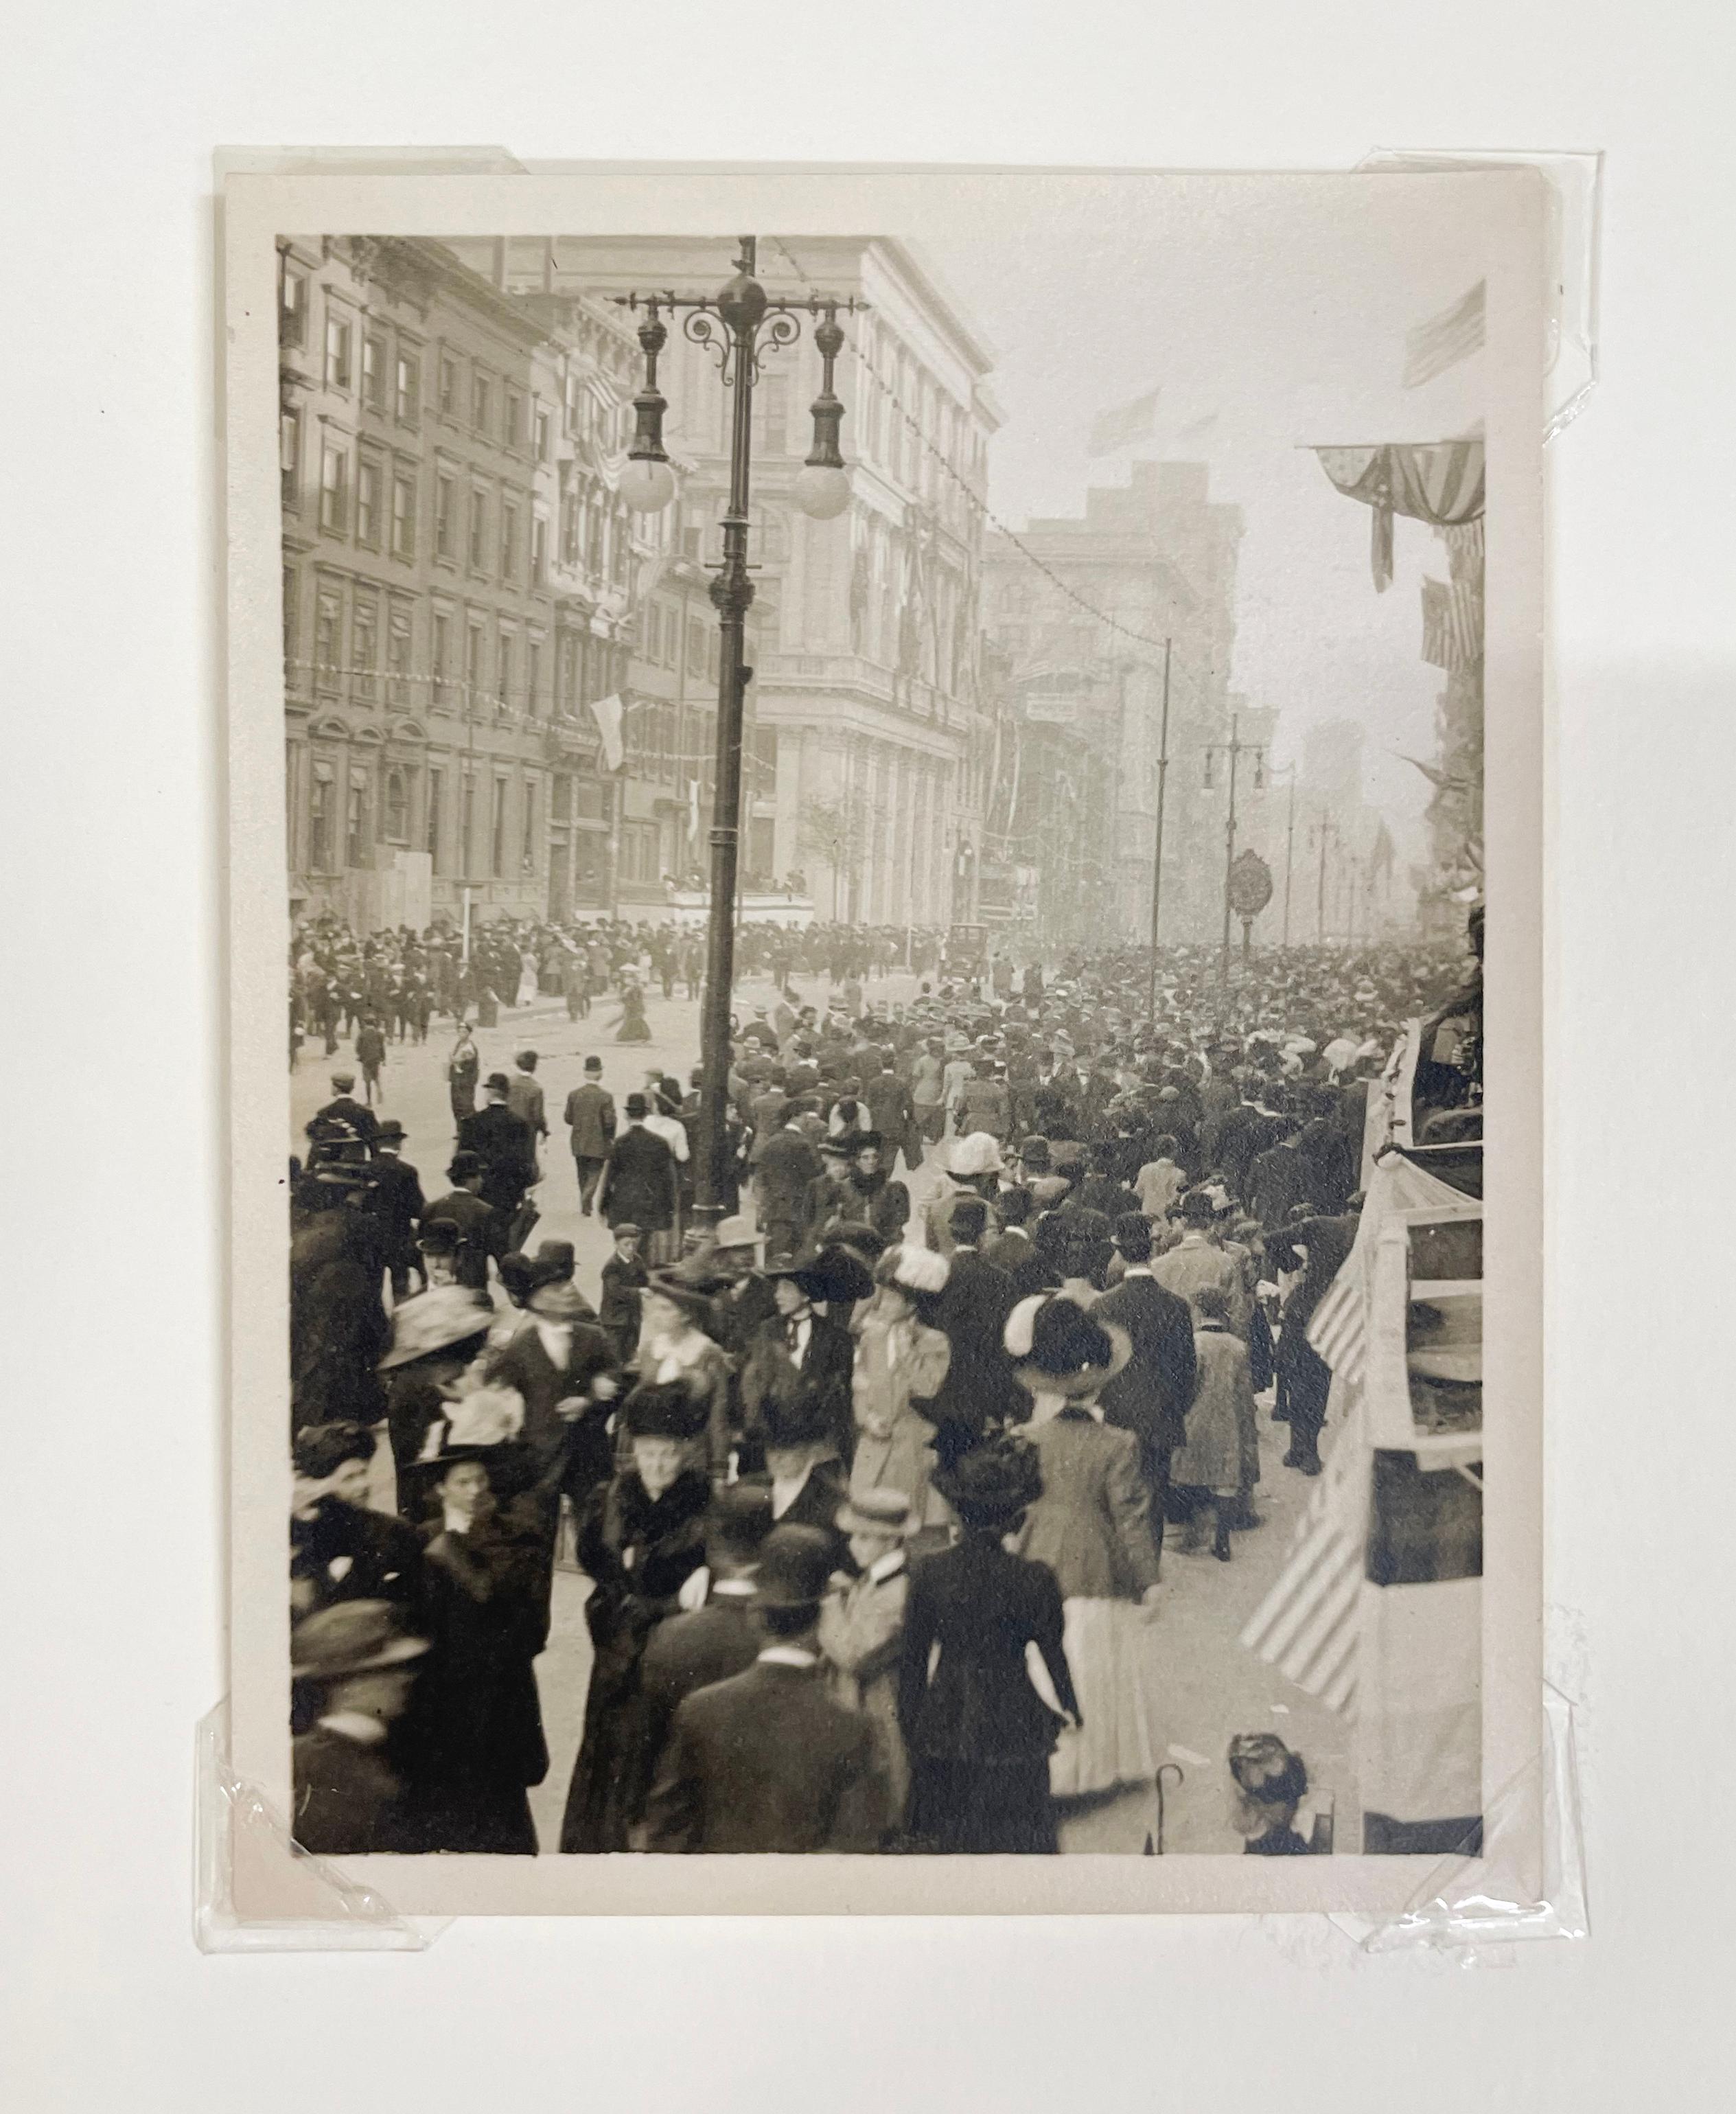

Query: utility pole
[1283,771,1297,947]
[1146,636,1172,1020]
[1204,712,1266,987]
[1315,816,1338,944]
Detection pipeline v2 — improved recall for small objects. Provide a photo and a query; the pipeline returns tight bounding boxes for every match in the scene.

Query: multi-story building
[983,461,1245,945]
[279,235,647,931]
[516,233,1000,930]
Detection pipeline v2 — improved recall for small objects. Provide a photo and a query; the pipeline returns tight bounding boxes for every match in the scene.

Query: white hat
[877,1243,950,1296]
[947,1131,1004,1177]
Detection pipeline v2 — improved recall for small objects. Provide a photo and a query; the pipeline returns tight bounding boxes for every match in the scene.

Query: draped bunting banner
[1420,576,1484,670]
[588,690,624,773]
[1314,438,1485,591]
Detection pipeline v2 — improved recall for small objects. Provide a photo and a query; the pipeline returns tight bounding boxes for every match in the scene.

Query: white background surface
[3,5,1731,2107]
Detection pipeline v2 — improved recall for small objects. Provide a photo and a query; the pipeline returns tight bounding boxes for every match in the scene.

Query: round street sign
[1229,848,1275,918]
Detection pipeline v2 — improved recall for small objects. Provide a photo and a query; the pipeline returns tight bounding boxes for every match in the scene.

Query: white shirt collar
[1124,1264,1154,1278]
[867,1548,907,1584]
[533,1318,573,1362]
[756,1644,819,1668]
[769,1464,814,1516]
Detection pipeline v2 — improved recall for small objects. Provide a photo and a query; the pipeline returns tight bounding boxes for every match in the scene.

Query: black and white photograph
[226,163,1544,1915]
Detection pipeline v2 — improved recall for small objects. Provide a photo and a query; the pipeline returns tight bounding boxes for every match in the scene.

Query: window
[558,632,579,714]
[318,443,347,533]
[506,389,526,450]
[680,522,704,564]
[279,409,301,506]
[531,510,548,583]
[759,374,788,454]
[526,636,544,717]
[496,627,513,708]
[309,764,334,869]
[388,605,412,702]
[468,487,487,572]
[391,473,415,560]
[314,589,340,685]
[587,504,605,575]
[561,494,578,566]
[500,499,518,582]
[356,457,380,545]
[435,472,456,560]
[352,597,377,697]
[535,407,552,459]
[384,767,408,841]
[280,265,308,350]
[362,335,384,412]
[522,779,537,871]
[324,311,352,390]
[491,777,509,877]
[433,610,454,705]
[439,353,457,416]
[426,766,444,870]
[687,616,706,676]
[471,370,491,433]
[465,617,483,698]
[395,351,419,423]
[281,565,298,664]
[460,776,476,876]
[345,770,369,868]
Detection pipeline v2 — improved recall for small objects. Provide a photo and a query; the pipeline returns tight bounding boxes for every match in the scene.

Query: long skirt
[907,1757,1058,1854]
[1046,1597,1155,1799]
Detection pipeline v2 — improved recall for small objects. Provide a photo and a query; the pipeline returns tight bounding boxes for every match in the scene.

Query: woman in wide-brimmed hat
[625,1269,733,1483]
[395,1397,549,1856]
[560,1381,713,1852]
[846,1245,953,1532]
[1005,1295,1161,1801]
[378,1283,497,1521]
[897,1436,1080,1855]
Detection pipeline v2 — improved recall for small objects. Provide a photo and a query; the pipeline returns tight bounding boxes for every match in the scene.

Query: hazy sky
[909,175,1492,850]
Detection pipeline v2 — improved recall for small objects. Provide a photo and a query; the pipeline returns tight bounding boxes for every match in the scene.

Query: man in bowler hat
[643,1525,892,1852]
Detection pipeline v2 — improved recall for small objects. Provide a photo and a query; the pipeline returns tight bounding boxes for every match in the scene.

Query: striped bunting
[1239,1465,1362,1714]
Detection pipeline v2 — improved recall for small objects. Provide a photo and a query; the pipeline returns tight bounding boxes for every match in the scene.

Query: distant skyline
[911,178,1490,866]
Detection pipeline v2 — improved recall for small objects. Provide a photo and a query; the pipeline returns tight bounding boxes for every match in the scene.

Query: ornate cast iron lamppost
[614,237,863,1227]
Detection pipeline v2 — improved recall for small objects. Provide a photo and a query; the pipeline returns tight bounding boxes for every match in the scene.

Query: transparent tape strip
[195,1700,450,1954]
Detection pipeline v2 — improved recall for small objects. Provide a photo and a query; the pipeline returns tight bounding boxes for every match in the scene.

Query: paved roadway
[297,969,1355,1855]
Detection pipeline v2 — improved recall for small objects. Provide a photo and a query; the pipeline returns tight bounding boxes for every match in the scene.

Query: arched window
[384,767,408,842]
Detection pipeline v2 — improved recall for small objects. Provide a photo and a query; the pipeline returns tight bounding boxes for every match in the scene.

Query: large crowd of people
[288,916,1481,1861]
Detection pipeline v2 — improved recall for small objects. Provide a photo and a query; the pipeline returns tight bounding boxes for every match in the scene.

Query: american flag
[1240,1395,1364,1714]
[1086,389,1159,458]
[1421,576,1483,671]
[1403,281,1485,388]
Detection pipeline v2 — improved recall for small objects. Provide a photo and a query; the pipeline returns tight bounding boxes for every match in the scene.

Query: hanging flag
[1086,389,1160,458]
[686,776,701,844]
[1420,577,1483,669]
[1403,281,1485,388]
[589,691,624,772]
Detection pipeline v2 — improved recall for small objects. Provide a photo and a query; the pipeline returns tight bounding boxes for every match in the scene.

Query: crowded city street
[286,918,1481,1858]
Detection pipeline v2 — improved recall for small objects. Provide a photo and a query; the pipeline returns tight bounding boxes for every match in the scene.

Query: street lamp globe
[618,455,677,514]
[791,462,850,520]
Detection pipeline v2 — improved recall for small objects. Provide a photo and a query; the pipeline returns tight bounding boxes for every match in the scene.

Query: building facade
[527,233,1000,932]
[982,461,1245,946]
[279,235,648,932]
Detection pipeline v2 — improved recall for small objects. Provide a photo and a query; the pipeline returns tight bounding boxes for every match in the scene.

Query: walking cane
[1143,1763,1185,1855]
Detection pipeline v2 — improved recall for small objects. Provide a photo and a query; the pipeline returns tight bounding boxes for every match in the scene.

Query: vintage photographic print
[224,165,1544,1916]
